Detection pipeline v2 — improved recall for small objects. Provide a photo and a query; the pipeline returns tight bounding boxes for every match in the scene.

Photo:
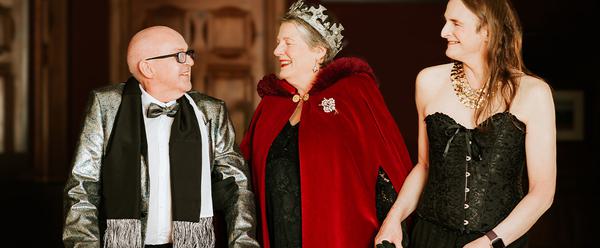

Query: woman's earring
[312,62,319,73]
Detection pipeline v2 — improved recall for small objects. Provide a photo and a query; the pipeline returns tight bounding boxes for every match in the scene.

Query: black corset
[417,112,526,233]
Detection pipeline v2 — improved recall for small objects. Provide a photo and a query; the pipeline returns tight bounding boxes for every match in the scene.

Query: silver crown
[287,0,344,56]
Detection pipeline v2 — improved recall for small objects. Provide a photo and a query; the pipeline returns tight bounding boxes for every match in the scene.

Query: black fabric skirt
[409,217,528,248]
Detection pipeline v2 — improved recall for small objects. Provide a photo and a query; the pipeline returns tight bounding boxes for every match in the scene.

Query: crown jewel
[286,0,344,56]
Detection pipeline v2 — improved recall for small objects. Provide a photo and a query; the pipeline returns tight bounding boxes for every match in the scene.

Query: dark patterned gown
[265,122,403,248]
[265,122,302,248]
[410,112,528,248]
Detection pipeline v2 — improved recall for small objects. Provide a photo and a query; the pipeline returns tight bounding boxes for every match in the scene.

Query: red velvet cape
[241,57,413,248]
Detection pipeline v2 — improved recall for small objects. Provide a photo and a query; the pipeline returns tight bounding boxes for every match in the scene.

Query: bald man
[63,26,259,248]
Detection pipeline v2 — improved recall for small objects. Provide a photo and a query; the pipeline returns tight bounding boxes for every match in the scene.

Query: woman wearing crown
[375,0,556,247]
[240,1,413,247]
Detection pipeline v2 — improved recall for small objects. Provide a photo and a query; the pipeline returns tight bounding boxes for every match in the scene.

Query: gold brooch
[292,94,310,103]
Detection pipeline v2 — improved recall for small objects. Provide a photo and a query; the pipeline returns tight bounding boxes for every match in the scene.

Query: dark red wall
[327,2,448,160]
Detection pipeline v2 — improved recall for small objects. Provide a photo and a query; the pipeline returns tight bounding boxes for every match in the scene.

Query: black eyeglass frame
[145,50,195,64]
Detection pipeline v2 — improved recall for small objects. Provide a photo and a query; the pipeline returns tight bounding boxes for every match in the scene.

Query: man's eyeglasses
[145,50,195,64]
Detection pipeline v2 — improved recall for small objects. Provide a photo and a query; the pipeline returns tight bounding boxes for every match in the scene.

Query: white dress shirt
[140,85,213,245]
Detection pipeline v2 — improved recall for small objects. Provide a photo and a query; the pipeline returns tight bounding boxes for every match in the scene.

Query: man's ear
[138,61,155,78]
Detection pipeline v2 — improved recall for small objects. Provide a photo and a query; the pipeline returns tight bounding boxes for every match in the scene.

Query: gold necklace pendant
[451,62,486,109]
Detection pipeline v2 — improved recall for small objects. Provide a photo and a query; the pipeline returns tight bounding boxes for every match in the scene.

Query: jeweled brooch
[320,98,337,113]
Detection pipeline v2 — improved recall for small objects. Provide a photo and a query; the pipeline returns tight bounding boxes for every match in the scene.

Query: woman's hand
[374,216,404,248]
[462,236,489,248]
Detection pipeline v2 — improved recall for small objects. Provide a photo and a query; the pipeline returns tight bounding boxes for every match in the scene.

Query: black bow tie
[146,102,180,118]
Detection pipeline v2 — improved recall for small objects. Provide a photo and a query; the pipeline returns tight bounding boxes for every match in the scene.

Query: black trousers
[145,244,172,248]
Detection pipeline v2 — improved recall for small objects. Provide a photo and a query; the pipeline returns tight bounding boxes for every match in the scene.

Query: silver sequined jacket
[63,83,259,248]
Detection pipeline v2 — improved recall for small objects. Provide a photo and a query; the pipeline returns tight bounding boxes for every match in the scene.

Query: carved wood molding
[0,4,15,54]
[109,0,132,83]
[205,7,254,59]
[30,0,68,182]
[110,0,283,87]
[0,63,14,153]
[0,0,35,181]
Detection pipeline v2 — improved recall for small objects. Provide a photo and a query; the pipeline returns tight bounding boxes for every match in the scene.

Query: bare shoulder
[516,75,553,105]
[512,75,554,123]
[416,63,453,99]
[519,75,552,96]
[416,63,452,87]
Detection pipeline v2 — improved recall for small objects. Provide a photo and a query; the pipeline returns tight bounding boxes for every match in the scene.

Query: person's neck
[140,81,182,103]
[461,59,487,89]
[288,73,317,96]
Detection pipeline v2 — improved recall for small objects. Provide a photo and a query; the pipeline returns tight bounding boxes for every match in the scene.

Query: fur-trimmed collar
[257,57,375,97]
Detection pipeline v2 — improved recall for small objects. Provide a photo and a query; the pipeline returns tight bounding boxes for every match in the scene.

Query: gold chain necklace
[451,62,486,109]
